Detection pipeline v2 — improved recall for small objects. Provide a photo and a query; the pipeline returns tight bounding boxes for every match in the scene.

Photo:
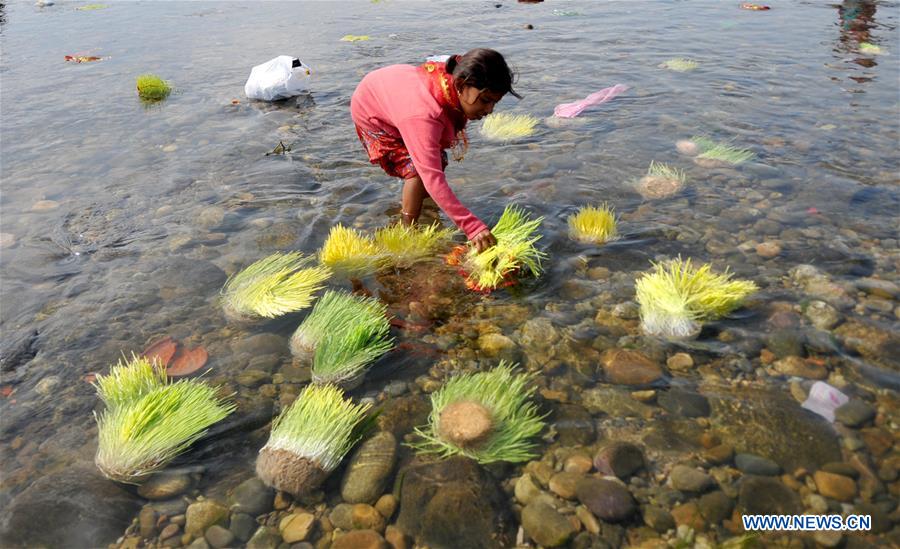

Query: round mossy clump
[136,74,172,101]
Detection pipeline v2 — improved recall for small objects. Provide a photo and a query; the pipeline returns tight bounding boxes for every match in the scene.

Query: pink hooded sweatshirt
[350,64,488,240]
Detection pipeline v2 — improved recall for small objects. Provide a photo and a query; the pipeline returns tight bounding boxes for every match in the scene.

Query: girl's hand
[470,229,497,253]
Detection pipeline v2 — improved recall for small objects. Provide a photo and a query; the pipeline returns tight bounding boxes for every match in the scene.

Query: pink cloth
[553,84,629,118]
[351,64,488,240]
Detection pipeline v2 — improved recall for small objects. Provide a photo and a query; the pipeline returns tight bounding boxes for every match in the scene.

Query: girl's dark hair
[447,48,521,99]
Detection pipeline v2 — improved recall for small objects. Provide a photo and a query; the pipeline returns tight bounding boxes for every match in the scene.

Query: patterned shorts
[355,125,448,180]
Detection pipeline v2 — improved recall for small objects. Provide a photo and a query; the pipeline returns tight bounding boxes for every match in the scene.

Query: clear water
[1,0,898,546]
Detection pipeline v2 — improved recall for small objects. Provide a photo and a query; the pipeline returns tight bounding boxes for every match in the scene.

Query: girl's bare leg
[401,175,427,225]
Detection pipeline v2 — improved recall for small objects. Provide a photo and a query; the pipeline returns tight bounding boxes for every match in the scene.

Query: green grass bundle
[311,303,393,388]
[691,136,755,165]
[660,58,699,72]
[319,224,385,276]
[858,42,884,55]
[568,203,619,244]
[136,74,172,101]
[409,362,545,464]
[460,205,546,291]
[221,252,331,321]
[374,222,455,268]
[636,161,687,199]
[93,354,235,483]
[480,113,540,142]
[256,384,371,496]
[635,257,758,339]
[290,290,389,360]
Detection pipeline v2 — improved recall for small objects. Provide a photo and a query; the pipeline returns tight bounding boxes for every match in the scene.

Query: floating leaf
[167,347,208,377]
[340,35,370,42]
[142,336,177,367]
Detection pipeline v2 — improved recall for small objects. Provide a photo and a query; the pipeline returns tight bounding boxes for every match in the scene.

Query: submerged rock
[738,476,801,515]
[395,457,514,549]
[575,478,636,522]
[340,431,397,504]
[600,348,664,386]
[521,501,577,547]
[593,442,645,479]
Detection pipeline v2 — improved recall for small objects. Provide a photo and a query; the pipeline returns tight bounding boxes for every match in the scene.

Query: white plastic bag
[801,381,849,423]
[244,56,311,101]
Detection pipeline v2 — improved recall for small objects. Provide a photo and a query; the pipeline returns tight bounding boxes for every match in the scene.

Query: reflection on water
[0,1,898,547]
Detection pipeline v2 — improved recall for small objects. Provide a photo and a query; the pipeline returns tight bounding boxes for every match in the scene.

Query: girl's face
[458,86,505,120]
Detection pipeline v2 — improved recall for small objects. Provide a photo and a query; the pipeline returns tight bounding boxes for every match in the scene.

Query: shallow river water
[1,1,899,548]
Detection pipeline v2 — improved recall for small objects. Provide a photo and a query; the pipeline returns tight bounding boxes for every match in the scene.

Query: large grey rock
[230,478,274,516]
[395,457,514,549]
[575,478,636,522]
[521,502,577,547]
[340,431,397,504]
[0,464,141,548]
[593,442,645,479]
[710,387,841,471]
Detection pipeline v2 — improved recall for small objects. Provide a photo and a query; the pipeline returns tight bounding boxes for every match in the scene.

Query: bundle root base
[438,401,494,448]
[256,448,329,497]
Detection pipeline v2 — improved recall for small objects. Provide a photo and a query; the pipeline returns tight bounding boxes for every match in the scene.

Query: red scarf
[419,60,469,161]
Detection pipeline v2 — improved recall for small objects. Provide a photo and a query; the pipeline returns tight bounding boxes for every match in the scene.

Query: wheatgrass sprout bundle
[136,74,172,101]
[660,58,699,72]
[480,113,540,142]
[256,384,371,496]
[636,161,687,199]
[568,203,619,244]
[311,304,393,388]
[635,257,758,340]
[460,205,546,291]
[859,42,884,55]
[221,252,331,321]
[409,362,545,464]
[691,136,755,165]
[374,222,455,268]
[319,224,385,276]
[290,290,390,361]
[93,354,235,483]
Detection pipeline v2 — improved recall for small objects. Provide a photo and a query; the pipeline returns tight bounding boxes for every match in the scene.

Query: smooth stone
[229,512,257,542]
[0,464,141,548]
[374,494,397,519]
[765,331,805,359]
[245,526,280,549]
[205,525,235,548]
[582,387,654,418]
[332,529,389,549]
[197,206,226,229]
[813,531,843,548]
[329,503,354,531]
[515,474,544,505]
[853,502,892,534]
[236,369,270,388]
[821,462,859,479]
[549,472,582,500]
[669,465,714,493]
[187,539,210,549]
[564,454,593,474]
[666,353,694,371]
[138,472,193,500]
[658,388,710,418]
[575,478,636,522]
[643,505,675,533]
[160,523,180,539]
[813,471,857,502]
[575,506,600,535]
[601,348,663,386]
[772,356,827,379]
[185,500,229,537]
[517,318,560,350]
[697,491,734,525]
[31,200,60,212]
[384,525,408,549]
[340,431,397,504]
[703,443,734,465]
[593,442,645,479]
[834,399,876,427]
[738,476,802,515]
[351,503,386,532]
[671,501,705,531]
[856,278,899,299]
[521,502,577,547]
[755,241,781,258]
[477,333,517,359]
[395,456,514,549]
[280,512,316,543]
[230,478,274,516]
[804,300,840,330]
[139,506,157,539]
[735,453,780,476]
[552,404,596,446]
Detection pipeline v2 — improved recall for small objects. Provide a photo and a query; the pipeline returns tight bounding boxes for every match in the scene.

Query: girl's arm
[396,116,489,240]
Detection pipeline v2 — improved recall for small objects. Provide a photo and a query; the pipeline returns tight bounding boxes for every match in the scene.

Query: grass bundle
[635,257,758,339]
[319,224,385,277]
[221,252,331,321]
[409,362,545,464]
[480,113,540,142]
[858,42,884,55]
[136,74,172,101]
[310,299,393,388]
[374,222,455,268]
[93,354,235,483]
[636,161,687,199]
[458,205,546,292]
[568,203,619,244]
[691,136,756,165]
[660,58,699,72]
[290,291,380,359]
[256,384,371,496]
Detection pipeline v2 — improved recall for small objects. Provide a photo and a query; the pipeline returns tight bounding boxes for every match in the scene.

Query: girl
[350,48,520,253]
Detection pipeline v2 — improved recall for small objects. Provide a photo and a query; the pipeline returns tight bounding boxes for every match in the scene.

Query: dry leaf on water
[142,336,177,367]
[167,347,208,377]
